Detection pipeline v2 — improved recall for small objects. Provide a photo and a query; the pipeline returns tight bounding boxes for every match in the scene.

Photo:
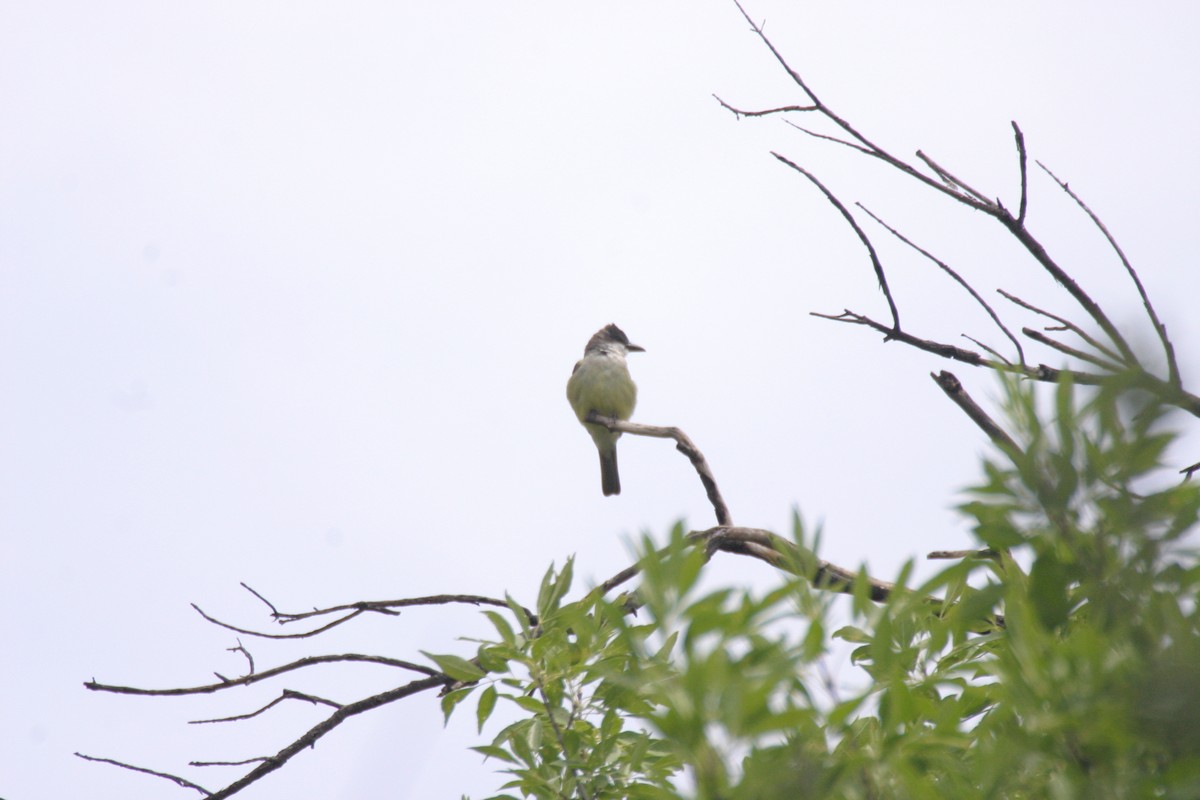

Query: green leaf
[422,651,486,682]
[477,684,498,732]
[833,625,871,644]
[1028,549,1072,630]
[483,610,517,645]
[510,693,546,714]
[470,744,518,764]
[440,686,473,723]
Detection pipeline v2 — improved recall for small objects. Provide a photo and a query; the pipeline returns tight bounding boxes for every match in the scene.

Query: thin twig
[1037,161,1179,387]
[782,120,875,155]
[74,753,211,796]
[857,203,1024,364]
[278,594,526,623]
[195,591,532,639]
[1021,327,1124,372]
[963,335,1011,366]
[712,95,818,117]
[1012,122,1028,224]
[772,153,900,331]
[915,150,992,205]
[726,0,992,211]
[226,641,254,675]
[192,604,365,639]
[190,689,343,725]
[997,289,1124,365]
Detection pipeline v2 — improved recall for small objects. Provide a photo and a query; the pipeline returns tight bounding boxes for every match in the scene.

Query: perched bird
[566,324,644,496]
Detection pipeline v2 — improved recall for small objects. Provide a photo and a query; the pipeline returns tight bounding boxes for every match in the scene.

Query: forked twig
[85,653,441,696]
[997,289,1124,365]
[857,203,1024,365]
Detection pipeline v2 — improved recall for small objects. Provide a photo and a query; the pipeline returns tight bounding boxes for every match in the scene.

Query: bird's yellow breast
[566,355,638,422]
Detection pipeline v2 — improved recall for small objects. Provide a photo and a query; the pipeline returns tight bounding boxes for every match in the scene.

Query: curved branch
[585,412,732,526]
[712,95,818,117]
[190,689,342,725]
[193,603,366,640]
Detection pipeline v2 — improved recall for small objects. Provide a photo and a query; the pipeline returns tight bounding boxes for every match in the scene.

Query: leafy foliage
[435,375,1200,799]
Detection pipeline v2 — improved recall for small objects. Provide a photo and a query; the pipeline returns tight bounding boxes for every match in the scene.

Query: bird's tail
[599,448,621,496]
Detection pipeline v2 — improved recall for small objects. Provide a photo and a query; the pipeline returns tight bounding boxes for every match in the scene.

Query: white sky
[3,2,1198,798]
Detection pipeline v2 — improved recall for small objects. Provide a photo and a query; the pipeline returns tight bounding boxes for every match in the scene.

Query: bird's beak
[627,343,646,353]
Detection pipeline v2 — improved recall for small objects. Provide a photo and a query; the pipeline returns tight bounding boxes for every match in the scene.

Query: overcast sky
[4,2,1199,798]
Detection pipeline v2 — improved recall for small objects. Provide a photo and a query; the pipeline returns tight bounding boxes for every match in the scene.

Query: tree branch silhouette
[79,3,1195,796]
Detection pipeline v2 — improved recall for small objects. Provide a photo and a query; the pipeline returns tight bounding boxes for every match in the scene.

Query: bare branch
[963,335,1011,366]
[586,412,731,526]
[191,758,267,768]
[995,204,1137,368]
[281,593,529,623]
[194,590,533,639]
[191,689,343,725]
[240,582,281,616]
[915,150,993,205]
[857,203,1025,365]
[226,641,254,675]
[85,653,443,697]
[782,120,875,155]
[75,753,211,796]
[812,310,991,367]
[811,309,1154,394]
[712,94,818,117]
[997,289,1124,365]
[202,675,446,800]
[1020,327,1124,372]
[772,153,900,331]
[192,603,366,640]
[1037,161,1180,386]
[726,3,1163,394]
[726,0,990,210]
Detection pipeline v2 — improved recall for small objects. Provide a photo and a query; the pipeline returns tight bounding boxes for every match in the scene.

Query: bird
[566,323,644,496]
